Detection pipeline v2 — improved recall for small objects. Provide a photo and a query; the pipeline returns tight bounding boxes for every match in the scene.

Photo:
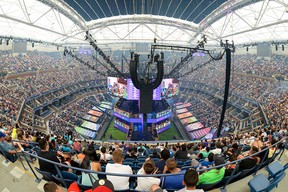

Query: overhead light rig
[85,31,125,78]
[63,48,106,77]
[150,35,229,78]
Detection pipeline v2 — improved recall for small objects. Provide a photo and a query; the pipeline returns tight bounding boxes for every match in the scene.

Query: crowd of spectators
[0,121,286,191]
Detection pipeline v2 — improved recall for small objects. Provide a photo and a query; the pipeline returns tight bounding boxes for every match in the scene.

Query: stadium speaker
[32,42,34,47]
[282,45,284,51]
[0,39,2,45]
[275,45,278,51]
[246,47,248,52]
[6,39,9,46]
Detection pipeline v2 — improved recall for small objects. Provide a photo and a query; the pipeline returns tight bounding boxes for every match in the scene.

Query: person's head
[101,146,106,154]
[112,149,123,163]
[166,158,177,171]
[183,169,199,189]
[91,152,101,162]
[207,152,214,162]
[0,132,6,142]
[181,144,187,151]
[39,138,48,150]
[206,147,210,153]
[160,148,170,160]
[143,160,156,174]
[216,142,221,148]
[43,181,63,192]
[250,146,259,154]
[213,155,225,170]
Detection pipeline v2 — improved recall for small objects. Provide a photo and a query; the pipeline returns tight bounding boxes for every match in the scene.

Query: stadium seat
[266,161,284,179]
[248,172,286,192]
[52,173,77,188]
[34,167,55,182]
[248,174,270,192]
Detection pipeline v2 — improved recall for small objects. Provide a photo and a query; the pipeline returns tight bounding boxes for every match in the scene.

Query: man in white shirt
[150,169,204,192]
[210,142,222,155]
[136,160,160,191]
[105,149,132,190]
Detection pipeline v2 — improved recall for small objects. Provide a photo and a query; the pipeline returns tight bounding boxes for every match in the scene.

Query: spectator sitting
[200,152,214,168]
[100,146,112,163]
[197,155,225,186]
[149,149,161,159]
[238,146,260,171]
[162,158,185,190]
[135,159,160,191]
[155,148,170,173]
[151,168,204,192]
[105,149,133,190]
[80,145,101,186]
[38,138,63,175]
[174,144,188,161]
[0,132,23,162]
[125,148,137,159]
[44,181,63,192]
[210,142,222,155]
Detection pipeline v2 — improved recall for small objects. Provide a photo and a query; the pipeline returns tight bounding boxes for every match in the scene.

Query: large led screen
[88,110,103,117]
[175,103,191,109]
[161,78,179,99]
[176,108,188,114]
[108,77,177,100]
[181,117,198,125]
[177,112,193,119]
[107,77,127,98]
[186,122,204,132]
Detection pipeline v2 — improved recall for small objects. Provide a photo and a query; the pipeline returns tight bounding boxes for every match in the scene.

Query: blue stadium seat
[266,161,284,179]
[248,174,270,192]
[34,167,55,182]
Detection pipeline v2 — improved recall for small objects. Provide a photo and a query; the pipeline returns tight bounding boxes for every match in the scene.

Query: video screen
[161,78,179,99]
[175,103,191,109]
[100,104,112,110]
[83,114,99,122]
[101,101,112,106]
[177,112,193,119]
[176,108,188,114]
[81,121,100,131]
[126,79,161,100]
[88,110,103,117]
[181,117,198,125]
[186,122,204,132]
[107,77,127,98]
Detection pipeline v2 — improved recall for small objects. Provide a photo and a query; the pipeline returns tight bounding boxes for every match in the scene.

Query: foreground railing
[6,137,287,191]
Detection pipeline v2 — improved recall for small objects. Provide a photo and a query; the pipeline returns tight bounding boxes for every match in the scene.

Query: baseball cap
[0,132,6,138]
[92,179,114,192]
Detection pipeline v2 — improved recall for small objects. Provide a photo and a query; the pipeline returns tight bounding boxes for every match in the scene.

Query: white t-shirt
[210,148,222,155]
[105,163,133,190]
[100,153,112,161]
[135,168,160,191]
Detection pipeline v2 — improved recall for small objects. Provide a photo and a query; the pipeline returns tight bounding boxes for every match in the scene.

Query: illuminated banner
[181,117,198,125]
[177,112,193,119]
[186,122,204,132]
